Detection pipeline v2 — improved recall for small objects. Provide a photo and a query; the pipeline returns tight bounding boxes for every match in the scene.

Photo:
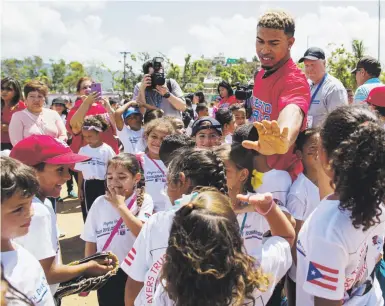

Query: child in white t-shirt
[136,118,175,212]
[114,101,145,154]
[121,147,228,305]
[1,156,55,306]
[9,135,114,302]
[154,190,295,306]
[215,107,236,144]
[296,105,385,306]
[81,153,154,306]
[284,129,321,306]
[75,115,116,221]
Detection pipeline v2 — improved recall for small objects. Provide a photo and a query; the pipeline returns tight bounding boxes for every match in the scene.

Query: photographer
[133,57,186,118]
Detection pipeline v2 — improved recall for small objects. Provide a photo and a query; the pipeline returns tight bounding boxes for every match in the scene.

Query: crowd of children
[1,74,385,306]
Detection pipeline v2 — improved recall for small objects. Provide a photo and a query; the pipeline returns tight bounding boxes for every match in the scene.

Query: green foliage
[63,61,87,93]
[50,59,67,92]
[326,43,356,90]
[380,71,385,84]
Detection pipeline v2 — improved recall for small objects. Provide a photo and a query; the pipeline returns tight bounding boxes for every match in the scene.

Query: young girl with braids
[296,105,385,306]
[122,147,228,306]
[81,153,154,306]
[136,118,175,212]
[155,189,295,306]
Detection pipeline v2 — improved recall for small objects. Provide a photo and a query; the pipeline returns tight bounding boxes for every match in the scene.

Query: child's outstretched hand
[105,186,126,209]
[235,192,274,214]
[242,120,289,155]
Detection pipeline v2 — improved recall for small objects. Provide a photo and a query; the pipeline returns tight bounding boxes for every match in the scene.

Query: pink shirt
[9,108,68,146]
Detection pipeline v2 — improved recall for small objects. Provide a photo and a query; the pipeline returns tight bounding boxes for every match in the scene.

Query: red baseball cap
[10,135,90,166]
[365,86,385,108]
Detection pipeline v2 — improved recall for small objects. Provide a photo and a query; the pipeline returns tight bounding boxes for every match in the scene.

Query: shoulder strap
[167,79,172,93]
[102,195,137,251]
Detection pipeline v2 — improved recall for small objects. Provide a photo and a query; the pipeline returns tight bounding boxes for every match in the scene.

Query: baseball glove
[54,251,119,302]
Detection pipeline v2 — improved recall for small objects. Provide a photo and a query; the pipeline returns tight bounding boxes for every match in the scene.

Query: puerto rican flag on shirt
[306,261,339,291]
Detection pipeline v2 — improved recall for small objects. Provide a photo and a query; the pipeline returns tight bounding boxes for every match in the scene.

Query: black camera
[233,82,253,101]
[150,57,166,88]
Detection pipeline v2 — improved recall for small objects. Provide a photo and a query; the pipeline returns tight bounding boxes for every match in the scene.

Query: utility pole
[120,51,130,98]
[378,0,381,62]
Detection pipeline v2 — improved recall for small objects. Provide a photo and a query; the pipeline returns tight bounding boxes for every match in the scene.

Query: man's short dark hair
[258,10,295,38]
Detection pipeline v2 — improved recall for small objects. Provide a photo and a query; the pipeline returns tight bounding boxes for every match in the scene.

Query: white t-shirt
[13,197,61,295]
[152,236,292,306]
[285,173,320,282]
[81,193,154,263]
[117,126,144,154]
[254,169,292,207]
[137,153,168,212]
[238,206,288,256]
[296,200,385,306]
[121,209,175,306]
[224,134,233,144]
[2,243,55,306]
[74,143,116,180]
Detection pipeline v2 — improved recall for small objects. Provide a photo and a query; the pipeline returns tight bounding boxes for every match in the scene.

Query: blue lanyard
[240,213,248,236]
[310,73,327,104]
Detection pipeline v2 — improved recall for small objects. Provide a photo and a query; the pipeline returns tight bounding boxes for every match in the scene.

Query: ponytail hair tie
[251,170,264,190]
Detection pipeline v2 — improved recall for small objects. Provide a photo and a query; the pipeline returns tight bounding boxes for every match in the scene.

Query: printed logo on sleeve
[124,248,136,266]
[306,261,339,291]
[30,275,49,304]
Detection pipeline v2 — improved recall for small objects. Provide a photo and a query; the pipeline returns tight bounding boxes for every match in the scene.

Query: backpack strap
[167,79,172,93]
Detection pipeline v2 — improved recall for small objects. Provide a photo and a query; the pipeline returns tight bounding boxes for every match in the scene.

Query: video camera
[150,57,166,88]
[233,82,253,101]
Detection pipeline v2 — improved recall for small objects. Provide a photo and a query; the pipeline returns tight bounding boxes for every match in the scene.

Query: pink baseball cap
[365,86,385,108]
[10,135,90,166]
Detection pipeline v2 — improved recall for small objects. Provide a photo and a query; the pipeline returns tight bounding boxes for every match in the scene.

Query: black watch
[163,92,171,99]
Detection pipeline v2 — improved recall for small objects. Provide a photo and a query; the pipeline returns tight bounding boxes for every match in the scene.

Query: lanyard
[240,213,248,236]
[102,195,136,251]
[310,73,327,104]
[147,155,166,176]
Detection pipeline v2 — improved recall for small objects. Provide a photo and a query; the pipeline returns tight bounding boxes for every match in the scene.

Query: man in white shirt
[299,47,348,128]
[352,56,383,103]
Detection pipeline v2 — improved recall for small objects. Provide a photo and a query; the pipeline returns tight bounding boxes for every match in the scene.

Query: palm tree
[352,39,365,61]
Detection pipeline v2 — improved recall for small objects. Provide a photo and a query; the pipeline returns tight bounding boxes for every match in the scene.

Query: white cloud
[137,14,164,25]
[294,6,385,64]
[167,46,189,66]
[46,0,107,12]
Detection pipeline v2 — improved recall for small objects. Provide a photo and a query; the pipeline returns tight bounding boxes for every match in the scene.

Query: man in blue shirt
[352,56,383,103]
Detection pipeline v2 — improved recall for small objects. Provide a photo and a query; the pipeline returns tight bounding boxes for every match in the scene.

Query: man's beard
[261,65,274,70]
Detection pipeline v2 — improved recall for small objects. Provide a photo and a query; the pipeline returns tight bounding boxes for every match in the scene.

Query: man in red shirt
[243,10,311,179]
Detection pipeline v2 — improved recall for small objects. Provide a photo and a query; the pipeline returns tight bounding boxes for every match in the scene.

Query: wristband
[255,200,275,216]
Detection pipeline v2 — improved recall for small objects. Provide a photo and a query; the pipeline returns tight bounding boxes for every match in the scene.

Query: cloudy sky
[1,0,384,72]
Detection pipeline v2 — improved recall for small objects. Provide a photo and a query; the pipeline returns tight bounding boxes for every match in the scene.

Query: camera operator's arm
[136,75,158,114]
[155,80,186,111]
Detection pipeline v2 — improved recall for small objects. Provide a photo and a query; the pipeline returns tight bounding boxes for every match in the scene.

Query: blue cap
[123,107,141,119]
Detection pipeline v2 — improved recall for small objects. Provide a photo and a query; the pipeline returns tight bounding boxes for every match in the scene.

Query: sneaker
[57,197,64,202]
[68,190,78,198]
